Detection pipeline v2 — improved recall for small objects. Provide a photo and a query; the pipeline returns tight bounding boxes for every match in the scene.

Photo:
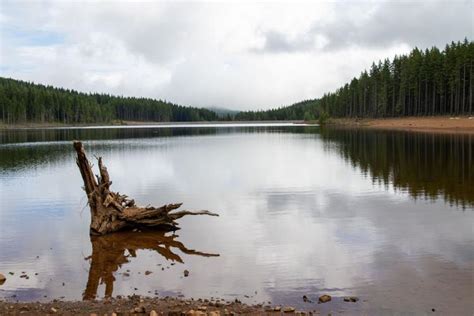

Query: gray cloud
[256,1,472,54]
[254,30,316,53]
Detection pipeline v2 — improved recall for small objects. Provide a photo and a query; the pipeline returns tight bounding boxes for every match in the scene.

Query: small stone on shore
[0,273,6,285]
[184,270,189,277]
[283,306,296,313]
[133,305,146,313]
[145,271,153,275]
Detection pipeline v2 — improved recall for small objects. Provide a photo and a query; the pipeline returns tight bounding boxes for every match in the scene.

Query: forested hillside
[0,78,217,124]
[236,39,473,120]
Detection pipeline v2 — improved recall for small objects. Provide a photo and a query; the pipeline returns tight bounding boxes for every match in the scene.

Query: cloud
[0,0,471,110]
[255,0,472,54]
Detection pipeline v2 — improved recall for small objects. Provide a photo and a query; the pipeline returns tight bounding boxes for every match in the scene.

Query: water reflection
[0,125,311,145]
[0,125,472,314]
[321,128,474,208]
[1,125,471,207]
[83,230,219,300]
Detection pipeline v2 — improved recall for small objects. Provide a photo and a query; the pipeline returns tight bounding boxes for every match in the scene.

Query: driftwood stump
[73,141,218,235]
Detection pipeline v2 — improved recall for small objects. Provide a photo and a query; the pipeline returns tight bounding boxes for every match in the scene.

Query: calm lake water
[0,124,473,314]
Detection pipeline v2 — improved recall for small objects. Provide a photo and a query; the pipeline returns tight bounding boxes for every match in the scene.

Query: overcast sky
[0,0,471,110]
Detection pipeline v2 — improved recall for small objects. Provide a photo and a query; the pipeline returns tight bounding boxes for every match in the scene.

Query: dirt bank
[330,116,474,133]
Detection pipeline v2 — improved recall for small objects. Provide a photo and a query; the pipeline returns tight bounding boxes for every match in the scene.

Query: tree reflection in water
[83,230,219,300]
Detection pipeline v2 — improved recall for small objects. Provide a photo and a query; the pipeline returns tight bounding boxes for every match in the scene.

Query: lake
[0,124,473,315]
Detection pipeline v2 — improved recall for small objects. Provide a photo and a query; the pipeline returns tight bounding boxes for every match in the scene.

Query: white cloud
[0,0,471,110]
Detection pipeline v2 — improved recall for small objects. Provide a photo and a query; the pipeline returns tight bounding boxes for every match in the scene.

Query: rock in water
[0,273,6,285]
[318,295,331,303]
[343,296,359,302]
[184,270,190,277]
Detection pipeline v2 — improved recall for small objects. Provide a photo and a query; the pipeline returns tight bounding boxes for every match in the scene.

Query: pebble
[150,310,158,316]
[50,307,58,313]
[184,270,190,277]
[145,271,153,275]
[318,295,331,303]
[274,306,282,311]
[133,306,146,313]
[343,296,358,303]
[0,273,6,284]
[283,306,296,313]
[186,310,206,316]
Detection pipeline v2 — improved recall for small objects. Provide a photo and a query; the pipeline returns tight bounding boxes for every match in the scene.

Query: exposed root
[73,141,218,235]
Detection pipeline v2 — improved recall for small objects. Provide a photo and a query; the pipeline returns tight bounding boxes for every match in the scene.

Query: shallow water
[0,124,473,314]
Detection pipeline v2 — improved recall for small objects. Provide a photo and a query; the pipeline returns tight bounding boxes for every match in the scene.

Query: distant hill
[206,107,239,118]
[0,77,218,124]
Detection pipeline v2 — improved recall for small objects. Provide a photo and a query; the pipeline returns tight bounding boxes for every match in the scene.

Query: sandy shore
[330,116,474,133]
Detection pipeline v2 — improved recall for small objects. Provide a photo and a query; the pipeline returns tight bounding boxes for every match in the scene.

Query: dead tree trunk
[73,141,218,235]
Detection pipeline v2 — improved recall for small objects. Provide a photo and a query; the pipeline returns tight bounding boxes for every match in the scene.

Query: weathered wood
[73,141,218,235]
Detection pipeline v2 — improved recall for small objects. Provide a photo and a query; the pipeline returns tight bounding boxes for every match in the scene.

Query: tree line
[0,77,217,124]
[236,39,473,120]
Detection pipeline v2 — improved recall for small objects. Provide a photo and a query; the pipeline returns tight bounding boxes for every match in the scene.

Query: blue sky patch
[2,27,65,46]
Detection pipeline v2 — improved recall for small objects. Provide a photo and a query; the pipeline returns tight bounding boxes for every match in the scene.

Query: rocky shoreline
[0,294,358,315]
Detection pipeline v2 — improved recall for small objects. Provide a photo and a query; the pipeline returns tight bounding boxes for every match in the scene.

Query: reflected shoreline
[321,127,474,208]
